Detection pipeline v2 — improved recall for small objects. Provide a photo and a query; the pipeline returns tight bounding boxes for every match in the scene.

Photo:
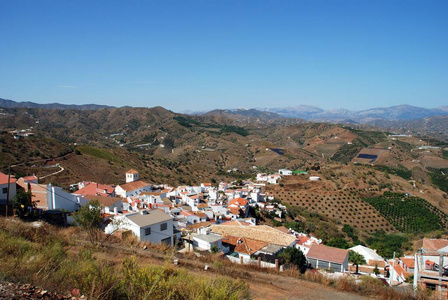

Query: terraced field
[364,192,448,233]
[267,186,395,232]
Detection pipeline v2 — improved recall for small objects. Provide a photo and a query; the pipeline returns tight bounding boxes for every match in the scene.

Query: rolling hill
[1,102,448,240]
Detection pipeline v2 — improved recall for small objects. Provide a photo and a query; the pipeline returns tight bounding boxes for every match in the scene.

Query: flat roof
[126,209,172,227]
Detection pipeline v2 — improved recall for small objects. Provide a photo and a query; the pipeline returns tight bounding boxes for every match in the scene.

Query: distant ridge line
[0,98,114,110]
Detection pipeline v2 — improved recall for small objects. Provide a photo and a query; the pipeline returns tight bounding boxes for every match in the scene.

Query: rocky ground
[0,282,81,300]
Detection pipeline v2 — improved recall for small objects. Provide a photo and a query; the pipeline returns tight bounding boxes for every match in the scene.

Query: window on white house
[160,223,167,231]
[2,187,7,194]
[145,227,151,235]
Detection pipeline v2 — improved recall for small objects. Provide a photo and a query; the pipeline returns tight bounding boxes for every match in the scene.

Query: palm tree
[349,250,366,274]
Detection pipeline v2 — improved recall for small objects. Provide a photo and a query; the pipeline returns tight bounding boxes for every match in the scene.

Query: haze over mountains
[2,97,447,124]
[208,104,448,123]
[0,98,112,111]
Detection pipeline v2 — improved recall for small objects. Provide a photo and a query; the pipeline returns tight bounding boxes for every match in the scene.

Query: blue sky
[1,0,447,112]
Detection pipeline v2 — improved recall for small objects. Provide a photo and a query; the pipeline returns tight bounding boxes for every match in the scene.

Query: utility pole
[6,164,11,217]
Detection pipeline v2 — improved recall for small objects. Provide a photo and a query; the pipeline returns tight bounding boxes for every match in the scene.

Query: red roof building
[306,244,349,272]
[222,236,268,255]
[228,197,249,207]
[422,238,448,255]
[0,172,16,185]
[74,182,115,197]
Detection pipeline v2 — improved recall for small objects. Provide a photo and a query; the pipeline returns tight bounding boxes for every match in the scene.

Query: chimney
[113,207,118,214]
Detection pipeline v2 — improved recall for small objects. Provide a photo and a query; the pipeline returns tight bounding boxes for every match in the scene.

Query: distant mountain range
[261,104,448,122]
[2,97,447,125]
[201,105,448,141]
[0,98,113,110]
[205,108,283,120]
[189,104,448,123]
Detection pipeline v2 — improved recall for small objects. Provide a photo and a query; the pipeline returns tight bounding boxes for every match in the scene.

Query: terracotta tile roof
[223,236,268,255]
[126,169,139,174]
[202,183,212,186]
[306,244,349,264]
[118,180,150,192]
[275,226,290,234]
[228,197,248,207]
[0,172,16,185]
[228,207,241,215]
[401,258,415,268]
[84,195,122,207]
[221,220,251,226]
[425,260,435,266]
[187,221,212,230]
[22,175,38,182]
[297,236,310,245]
[180,211,195,217]
[197,203,208,209]
[422,239,448,254]
[394,264,407,278]
[74,182,115,197]
[211,225,297,247]
[195,212,207,218]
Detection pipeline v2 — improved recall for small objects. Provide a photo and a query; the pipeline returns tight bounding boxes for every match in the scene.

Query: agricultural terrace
[267,184,394,232]
[364,192,448,233]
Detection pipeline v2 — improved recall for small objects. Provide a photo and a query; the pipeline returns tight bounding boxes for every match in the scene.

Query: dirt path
[248,272,369,300]
[39,164,65,179]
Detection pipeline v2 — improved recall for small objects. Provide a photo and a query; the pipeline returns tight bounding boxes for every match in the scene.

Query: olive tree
[73,200,102,244]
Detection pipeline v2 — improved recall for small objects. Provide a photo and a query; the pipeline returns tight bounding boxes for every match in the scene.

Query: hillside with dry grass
[0,217,434,300]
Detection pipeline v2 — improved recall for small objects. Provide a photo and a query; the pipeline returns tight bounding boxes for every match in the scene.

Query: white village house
[349,245,386,266]
[278,169,292,176]
[106,209,174,245]
[115,170,152,198]
[17,177,87,212]
[190,227,223,251]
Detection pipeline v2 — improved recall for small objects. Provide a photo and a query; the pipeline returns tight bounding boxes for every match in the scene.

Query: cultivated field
[266,177,395,232]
